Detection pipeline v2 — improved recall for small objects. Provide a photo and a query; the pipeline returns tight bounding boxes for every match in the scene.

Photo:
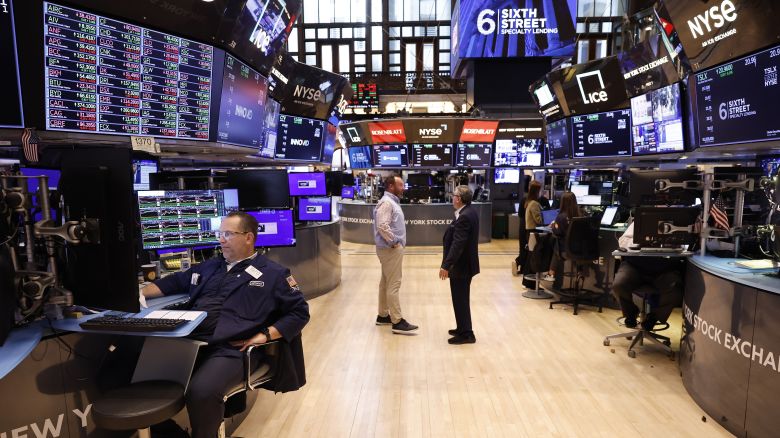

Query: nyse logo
[687,0,738,40]
[234,104,253,120]
[420,128,443,136]
[293,85,323,102]
[576,70,608,105]
[290,138,310,146]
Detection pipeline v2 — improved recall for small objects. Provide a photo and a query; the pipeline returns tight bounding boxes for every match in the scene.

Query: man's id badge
[245,265,262,279]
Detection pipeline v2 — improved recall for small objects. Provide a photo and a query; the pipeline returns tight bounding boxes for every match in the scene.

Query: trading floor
[236,241,730,437]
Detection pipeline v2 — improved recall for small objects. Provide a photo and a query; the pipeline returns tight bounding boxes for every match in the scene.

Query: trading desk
[681,255,780,437]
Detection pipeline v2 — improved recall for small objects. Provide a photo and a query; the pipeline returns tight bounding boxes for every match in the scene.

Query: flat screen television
[494,168,520,184]
[275,114,324,161]
[132,159,159,191]
[348,146,372,169]
[259,99,281,158]
[631,82,685,155]
[341,186,355,199]
[454,144,492,167]
[410,144,454,167]
[494,139,543,167]
[570,109,632,158]
[216,54,268,148]
[372,145,409,167]
[297,196,332,221]
[288,172,326,196]
[226,169,290,208]
[546,118,571,160]
[247,209,296,247]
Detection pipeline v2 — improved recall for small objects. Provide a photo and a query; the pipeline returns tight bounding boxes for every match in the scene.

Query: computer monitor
[298,197,332,221]
[137,189,239,250]
[19,167,60,193]
[288,172,327,196]
[601,206,619,226]
[579,195,603,206]
[246,209,296,247]
[626,169,699,207]
[633,207,700,247]
[132,159,158,191]
[341,186,355,199]
[494,168,520,184]
[541,209,559,226]
[570,183,589,199]
[227,169,291,209]
[407,173,433,187]
[348,146,373,169]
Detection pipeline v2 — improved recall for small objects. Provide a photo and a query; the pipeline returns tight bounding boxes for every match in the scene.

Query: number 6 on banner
[477,9,496,36]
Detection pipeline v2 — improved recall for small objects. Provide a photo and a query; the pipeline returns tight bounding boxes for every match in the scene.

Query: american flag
[21,128,40,163]
[710,192,730,230]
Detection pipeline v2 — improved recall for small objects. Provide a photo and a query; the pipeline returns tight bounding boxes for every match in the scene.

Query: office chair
[548,217,605,315]
[603,285,674,359]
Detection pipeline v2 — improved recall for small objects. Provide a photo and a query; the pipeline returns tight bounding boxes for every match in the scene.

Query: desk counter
[681,255,780,437]
[338,201,492,246]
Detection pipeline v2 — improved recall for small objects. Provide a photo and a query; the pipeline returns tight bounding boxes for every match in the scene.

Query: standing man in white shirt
[373,175,418,334]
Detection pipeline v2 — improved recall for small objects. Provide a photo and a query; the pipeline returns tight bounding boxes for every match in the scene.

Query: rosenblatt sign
[368,121,406,143]
[459,120,499,143]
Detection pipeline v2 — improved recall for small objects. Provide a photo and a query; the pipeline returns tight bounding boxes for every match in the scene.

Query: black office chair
[603,285,674,359]
[548,217,605,315]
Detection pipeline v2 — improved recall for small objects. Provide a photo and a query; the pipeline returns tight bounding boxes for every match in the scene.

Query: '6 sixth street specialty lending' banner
[454,0,577,59]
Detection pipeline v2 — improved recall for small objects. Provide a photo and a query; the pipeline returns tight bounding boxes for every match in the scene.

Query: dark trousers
[612,262,683,324]
[450,276,473,335]
[186,349,245,438]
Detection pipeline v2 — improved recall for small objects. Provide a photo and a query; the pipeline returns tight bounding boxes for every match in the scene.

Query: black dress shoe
[448,333,476,344]
[448,329,458,336]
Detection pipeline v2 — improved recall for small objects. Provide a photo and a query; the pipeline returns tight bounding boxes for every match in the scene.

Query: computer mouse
[618,247,628,252]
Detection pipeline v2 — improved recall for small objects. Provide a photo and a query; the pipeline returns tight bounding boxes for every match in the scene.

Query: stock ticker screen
[43,2,214,139]
[571,109,632,158]
[216,54,268,148]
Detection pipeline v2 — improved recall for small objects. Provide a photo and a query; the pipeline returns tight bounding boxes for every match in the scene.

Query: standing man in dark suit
[440,185,480,344]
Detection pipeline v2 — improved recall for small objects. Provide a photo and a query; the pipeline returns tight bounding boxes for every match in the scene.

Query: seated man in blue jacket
[142,211,310,438]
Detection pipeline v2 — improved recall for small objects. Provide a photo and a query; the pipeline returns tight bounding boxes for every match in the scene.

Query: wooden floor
[235,240,731,438]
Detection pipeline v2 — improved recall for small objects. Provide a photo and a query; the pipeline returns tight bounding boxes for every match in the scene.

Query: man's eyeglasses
[215,230,249,240]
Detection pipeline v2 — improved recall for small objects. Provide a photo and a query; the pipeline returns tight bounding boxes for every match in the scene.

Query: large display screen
[372,145,409,167]
[546,118,570,160]
[662,0,780,72]
[259,98,280,158]
[247,209,296,247]
[226,169,290,209]
[410,144,454,167]
[618,36,680,98]
[455,0,577,58]
[349,82,379,109]
[0,0,23,128]
[340,123,367,146]
[571,109,632,158]
[494,139,543,167]
[631,82,685,155]
[494,168,520,184]
[43,2,214,139]
[693,43,780,148]
[137,189,238,250]
[347,146,372,169]
[404,119,460,143]
[275,114,323,161]
[556,56,629,116]
[454,143,492,167]
[216,54,268,148]
[288,172,326,196]
[278,62,348,120]
[298,197,331,221]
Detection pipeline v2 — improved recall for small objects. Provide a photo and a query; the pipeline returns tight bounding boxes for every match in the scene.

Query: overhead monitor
[259,98,281,158]
[246,209,296,247]
[631,82,685,155]
[137,189,239,250]
[341,186,355,199]
[372,144,409,167]
[495,119,545,140]
[459,120,499,143]
[692,43,780,148]
[340,123,367,146]
[321,122,338,164]
[454,143,492,167]
[571,109,632,158]
[275,114,324,161]
[216,54,268,148]
[494,139,543,167]
[43,2,214,139]
[277,62,349,120]
[557,56,630,116]
[0,0,23,128]
[347,146,372,169]
[404,119,460,143]
[546,118,571,161]
[288,172,326,196]
[410,144,454,167]
[618,36,681,98]
[132,159,158,191]
[349,82,379,109]
[494,168,520,184]
[226,169,290,209]
[368,121,406,144]
[531,79,564,121]
[297,196,332,221]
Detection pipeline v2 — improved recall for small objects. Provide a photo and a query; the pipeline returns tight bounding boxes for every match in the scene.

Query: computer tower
[60,148,139,312]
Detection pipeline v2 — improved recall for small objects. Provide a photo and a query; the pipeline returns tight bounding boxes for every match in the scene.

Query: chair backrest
[564,217,600,262]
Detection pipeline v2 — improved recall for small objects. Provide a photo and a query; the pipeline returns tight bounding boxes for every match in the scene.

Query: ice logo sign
[576,70,608,104]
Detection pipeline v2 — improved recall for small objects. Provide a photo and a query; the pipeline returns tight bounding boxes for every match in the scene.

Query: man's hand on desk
[141,283,163,298]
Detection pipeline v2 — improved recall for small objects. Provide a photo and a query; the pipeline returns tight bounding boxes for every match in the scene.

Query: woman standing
[519,180,543,288]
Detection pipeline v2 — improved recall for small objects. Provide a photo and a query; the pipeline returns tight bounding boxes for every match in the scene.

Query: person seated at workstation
[142,211,310,438]
[612,220,685,330]
[544,191,583,290]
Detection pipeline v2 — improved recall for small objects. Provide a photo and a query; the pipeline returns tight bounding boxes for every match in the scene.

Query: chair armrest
[244,340,280,391]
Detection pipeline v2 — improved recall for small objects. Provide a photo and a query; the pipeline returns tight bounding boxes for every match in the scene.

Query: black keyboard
[79,315,187,332]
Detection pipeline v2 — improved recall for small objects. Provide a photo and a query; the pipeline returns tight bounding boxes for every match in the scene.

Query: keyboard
[79,315,187,332]
[639,247,683,253]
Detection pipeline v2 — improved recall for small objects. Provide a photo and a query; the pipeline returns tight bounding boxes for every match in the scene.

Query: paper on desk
[735,259,778,270]
[144,310,200,320]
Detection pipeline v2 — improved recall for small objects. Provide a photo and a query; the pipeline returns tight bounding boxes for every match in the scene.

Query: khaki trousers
[376,246,404,324]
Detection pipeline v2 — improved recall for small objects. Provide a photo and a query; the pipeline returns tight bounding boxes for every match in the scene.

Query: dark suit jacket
[441,204,480,278]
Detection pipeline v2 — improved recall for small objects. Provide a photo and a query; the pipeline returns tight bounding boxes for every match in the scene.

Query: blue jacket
[153,254,310,345]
